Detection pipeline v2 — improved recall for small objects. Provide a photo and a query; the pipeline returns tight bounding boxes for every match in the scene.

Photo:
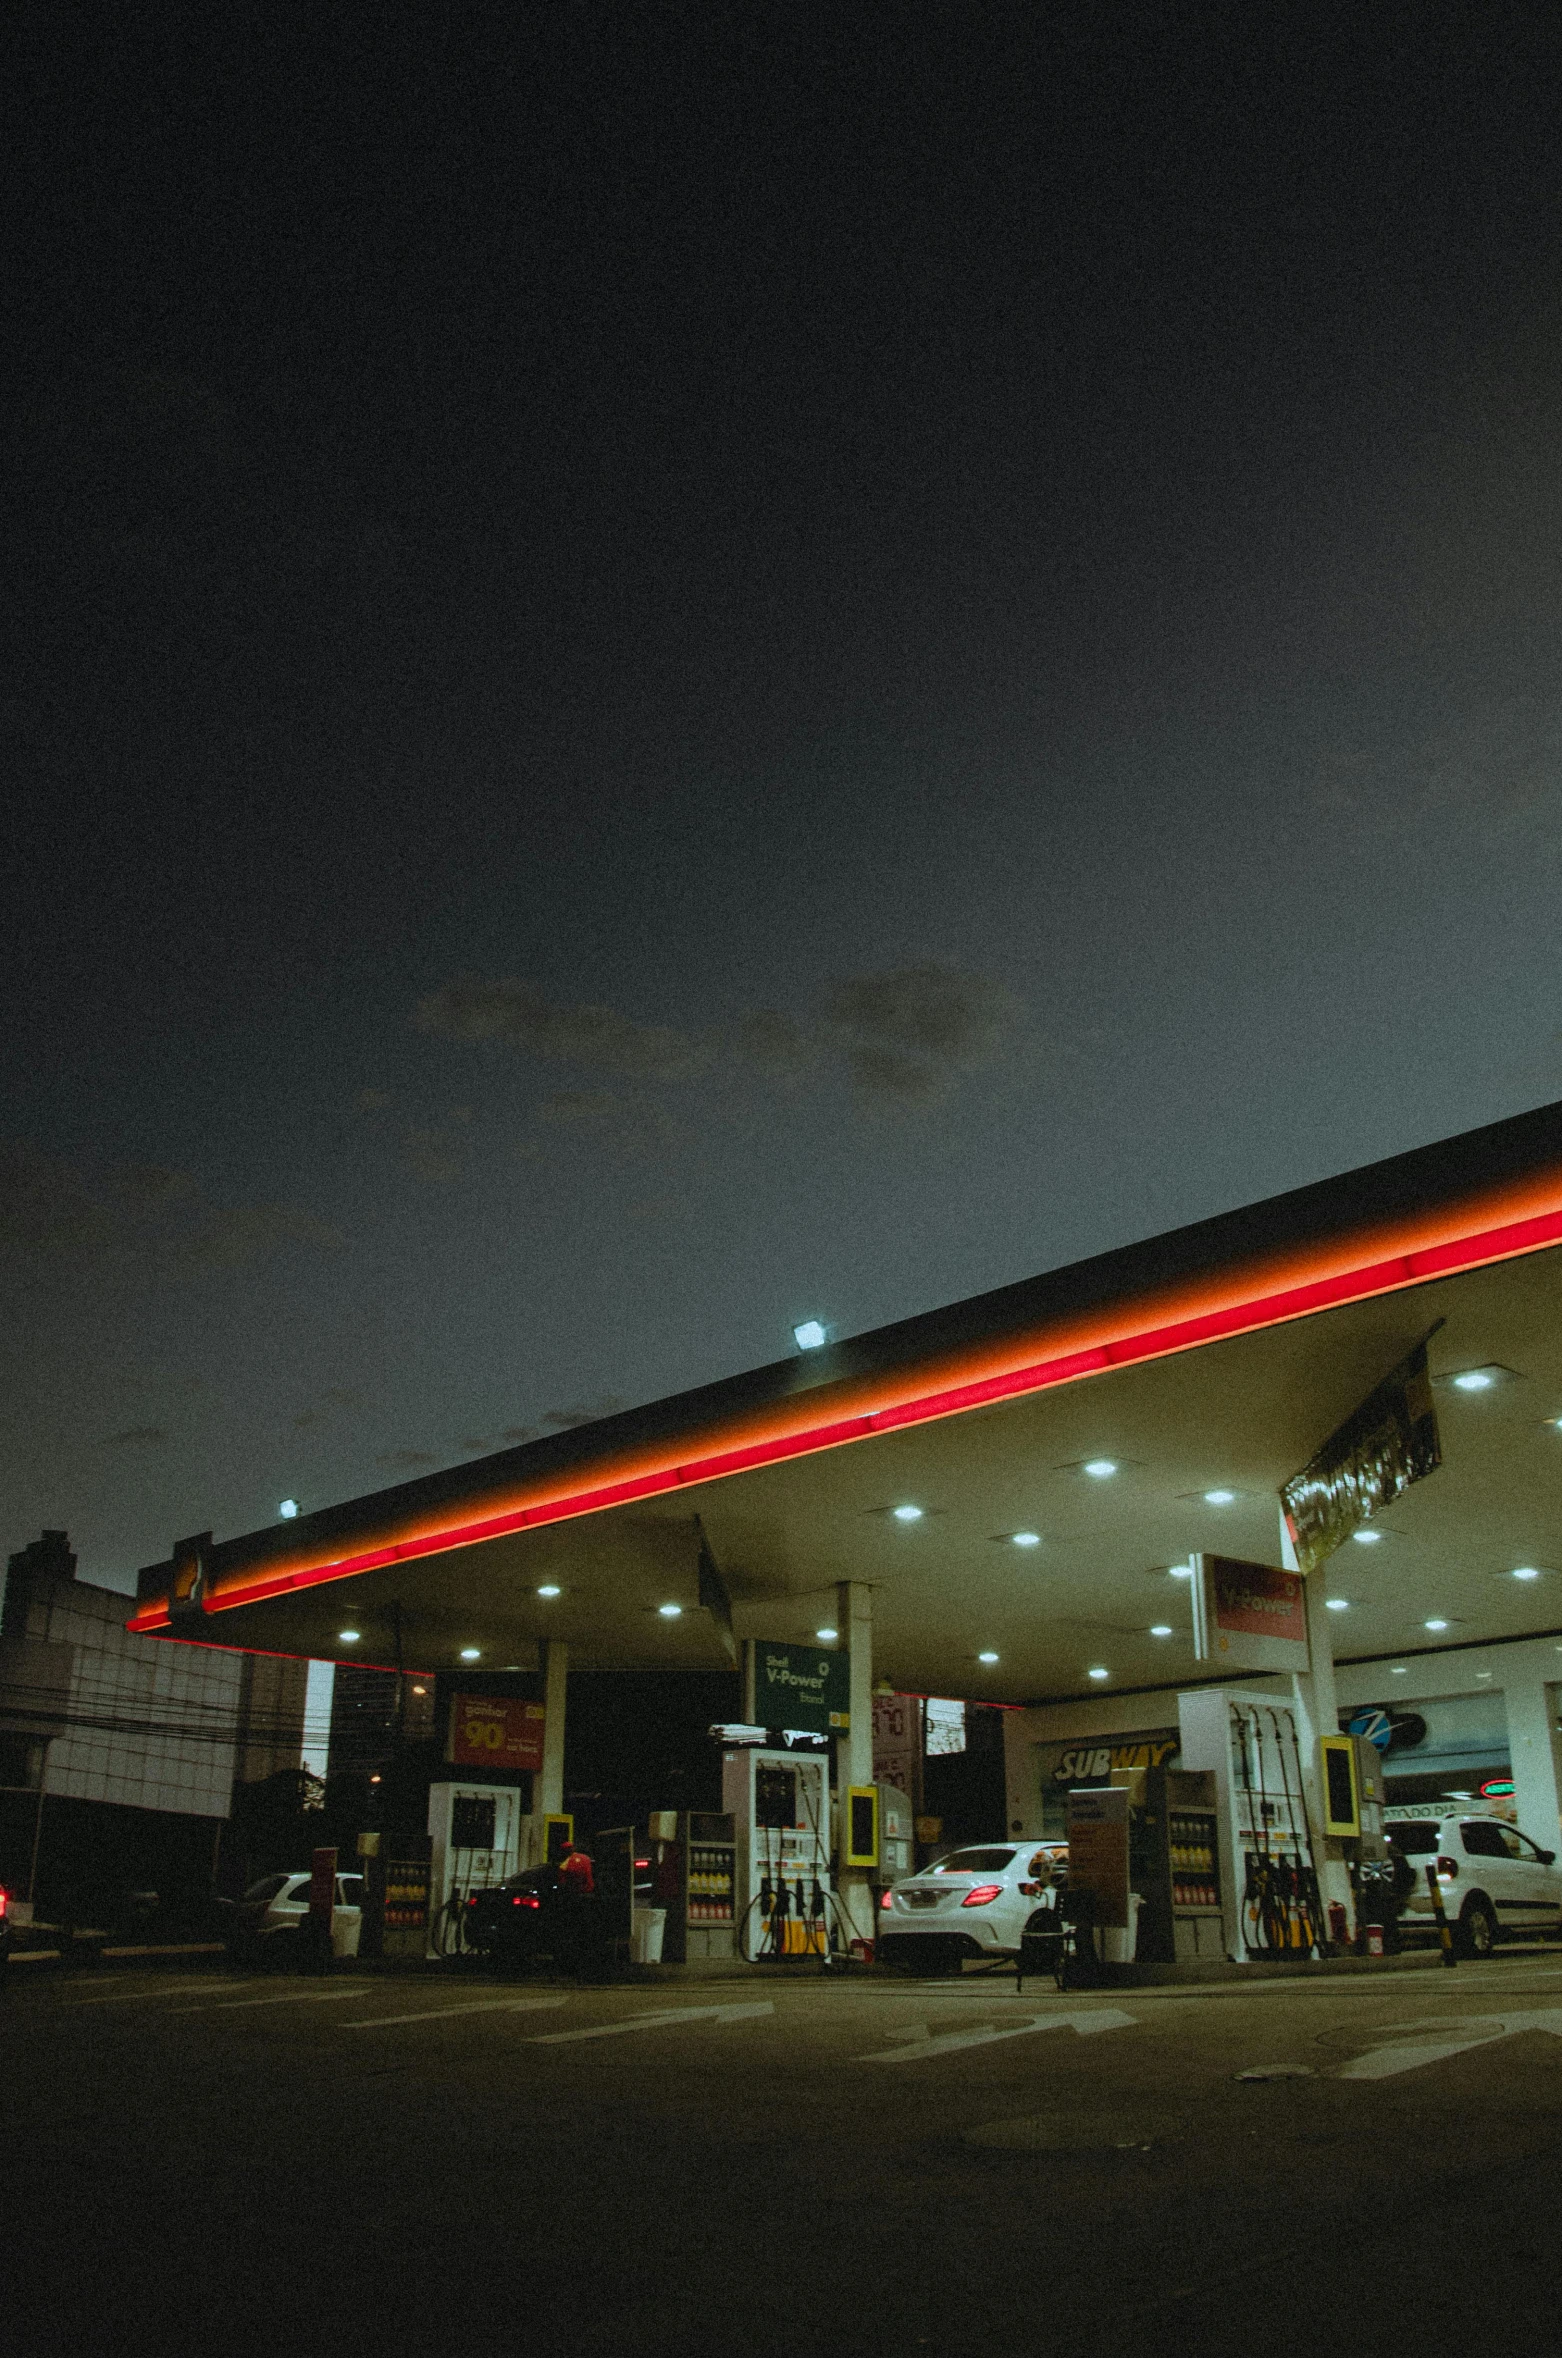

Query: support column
[1281,1510,1354,1939]
[836,1582,876,1953]
[534,1639,568,1863]
[1505,1675,1562,1850]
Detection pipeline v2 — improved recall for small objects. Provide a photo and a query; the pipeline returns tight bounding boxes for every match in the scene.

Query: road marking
[65,1978,254,2006]
[1338,2007,1562,2079]
[531,2002,774,2045]
[340,1996,571,2029]
[165,1985,371,2015]
[860,2008,1137,2063]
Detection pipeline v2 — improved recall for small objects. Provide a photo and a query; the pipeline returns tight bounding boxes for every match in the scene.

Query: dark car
[463,1865,567,1967]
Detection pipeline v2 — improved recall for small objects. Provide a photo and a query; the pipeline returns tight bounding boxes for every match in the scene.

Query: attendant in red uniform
[556,1841,596,1973]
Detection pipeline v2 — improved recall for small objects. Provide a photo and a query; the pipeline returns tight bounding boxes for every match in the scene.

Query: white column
[1281,1509,1354,1940]
[836,1581,876,1952]
[1505,1675,1562,1850]
[535,1639,568,1861]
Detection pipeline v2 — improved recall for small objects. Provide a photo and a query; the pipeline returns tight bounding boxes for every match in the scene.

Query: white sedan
[877,1842,1064,1973]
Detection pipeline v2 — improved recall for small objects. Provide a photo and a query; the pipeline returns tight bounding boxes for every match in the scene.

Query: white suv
[877,1842,1066,1973]
[1385,1812,1562,1955]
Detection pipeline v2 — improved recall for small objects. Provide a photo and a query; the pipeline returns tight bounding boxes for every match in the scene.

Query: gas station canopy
[131,1100,1562,1700]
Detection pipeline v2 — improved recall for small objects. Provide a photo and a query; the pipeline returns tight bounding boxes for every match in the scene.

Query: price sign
[448,1694,546,1772]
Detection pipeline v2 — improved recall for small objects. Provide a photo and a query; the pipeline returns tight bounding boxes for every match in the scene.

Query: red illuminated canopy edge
[125,1196,1562,1634]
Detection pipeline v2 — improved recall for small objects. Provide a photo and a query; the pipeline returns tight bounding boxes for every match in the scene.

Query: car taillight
[880,1889,894,1910]
[1436,1856,1459,1880]
[960,1883,1004,1907]
[0,1886,7,1918]
[511,1893,541,1909]
[635,1858,650,1870]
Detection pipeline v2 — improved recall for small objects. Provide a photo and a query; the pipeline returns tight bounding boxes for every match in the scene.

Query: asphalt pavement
[5,1949,1560,2355]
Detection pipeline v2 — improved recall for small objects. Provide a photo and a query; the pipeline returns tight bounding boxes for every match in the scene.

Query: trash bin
[632,1907,666,1964]
[1099,1891,1143,1965]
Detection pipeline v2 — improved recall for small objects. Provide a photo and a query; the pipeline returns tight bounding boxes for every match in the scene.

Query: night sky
[7,7,1562,1590]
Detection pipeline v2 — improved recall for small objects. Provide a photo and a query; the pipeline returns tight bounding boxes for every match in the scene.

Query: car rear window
[933,1848,1018,1873]
[242,1874,288,1904]
[1386,1822,1439,1855]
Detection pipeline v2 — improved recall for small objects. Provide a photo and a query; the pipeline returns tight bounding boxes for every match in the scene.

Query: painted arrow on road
[1339,2009,1562,2079]
[531,2002,775,2045]
[860,2009,1137,2064]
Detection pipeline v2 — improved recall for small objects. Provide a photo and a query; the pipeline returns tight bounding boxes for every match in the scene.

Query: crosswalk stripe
[165,1985,370,2015]
[339,1996,571,2029]
[860,2008,1137,2062]
[66,1978,254,2007]
[531,2001,774,2045]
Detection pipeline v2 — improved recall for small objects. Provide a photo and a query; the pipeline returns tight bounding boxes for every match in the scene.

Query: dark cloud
[821,964,1021,1104]
[0,1141,343,1272]
[103,1425,169,1448]
[541,1396,628,1430]
[730,1010,819,1081]
[0,1142,117,1253]
[536,1090,680,1158]
[179,1203,345,1272]
[416,977,709,1081]
[401,1124,466,1185]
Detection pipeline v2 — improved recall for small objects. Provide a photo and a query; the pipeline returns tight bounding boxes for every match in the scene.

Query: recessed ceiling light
[1454,1370,1493,1391]
[892,1504,924,1522]
[1325,1598,1350,1612]
[1476,1670,1493,1680]
[1352,1529,1384,1545]
[1011,1531,1041,1548]
[1203,1488,1236,1505]
[1149,1625,1173,1638]
[1083,1459,1117,1480]
[793,1320,828,1351]
[537,1583,561,1597]
[1087,1665,1110,1680]
[1512,1566,1541,1581]
[1390,1665,1407,1675]
[460,1647,481,1660]
[1168,1564,1193,1579]
[978,1650,999,1664]
[816,1626,838,1642]
[658,1603,682,1618]
[411,1684,426,1696]
[338,1629,360,1644]
[279,1498,300,1519]
[1424,1618,1449,1632]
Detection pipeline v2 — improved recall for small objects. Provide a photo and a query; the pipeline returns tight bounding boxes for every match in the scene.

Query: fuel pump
[722,1746,832,1960]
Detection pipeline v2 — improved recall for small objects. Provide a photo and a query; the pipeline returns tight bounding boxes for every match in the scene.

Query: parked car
[878,1842,1067,1974]
[462,1865,568,1967]
[221,1870,365,1964]
[1385,1811,1562,1955]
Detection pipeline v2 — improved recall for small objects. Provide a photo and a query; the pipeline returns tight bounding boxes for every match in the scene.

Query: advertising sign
[448,1693,546,1773]
[1192,1555,1311,1673]
[1065,1786,1129,1930]
[1281,1337,1442,1574]
[754,1641,850,1734]
[1034,1729,1179,1836]
[871,1691,921,1794]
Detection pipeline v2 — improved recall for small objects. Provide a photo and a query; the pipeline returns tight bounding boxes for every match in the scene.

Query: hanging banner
[1192,1555,1311,1673]
[447,1694,546,1773]
[1280,1336,1442,1574]
[754,1641,850,1734]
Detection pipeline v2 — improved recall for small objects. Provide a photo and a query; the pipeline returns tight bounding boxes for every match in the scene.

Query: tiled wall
[20,1576,240,1819]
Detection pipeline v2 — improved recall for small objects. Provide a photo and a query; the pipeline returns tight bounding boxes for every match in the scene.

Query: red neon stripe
[163,1198,1562,1622]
